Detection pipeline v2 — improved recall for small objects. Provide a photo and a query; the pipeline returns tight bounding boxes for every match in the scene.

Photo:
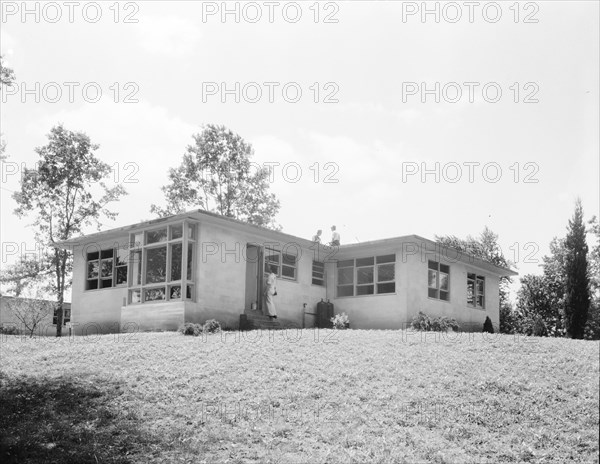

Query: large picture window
[86,248,128,290]
[128,222,196,304]
[467,273,485,309]
[336,255,396,297]
[428,260,450,301]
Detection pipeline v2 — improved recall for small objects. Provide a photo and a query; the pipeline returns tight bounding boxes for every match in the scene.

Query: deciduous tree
[151,125,280,229]
[13,125,127,336]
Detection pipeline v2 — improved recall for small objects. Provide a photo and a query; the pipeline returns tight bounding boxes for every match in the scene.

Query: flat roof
[54,208,517,277]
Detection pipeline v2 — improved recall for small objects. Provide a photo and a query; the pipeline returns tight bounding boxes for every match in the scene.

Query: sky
[1,1,599,298]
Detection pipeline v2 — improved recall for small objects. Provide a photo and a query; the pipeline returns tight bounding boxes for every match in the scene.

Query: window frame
[467,272,485,309]
[312,260,325,286]
[85,247,128,291]
[428,260,450,301]
[264,247,298,282]
[127,221,197,304]
[336,254,396,298]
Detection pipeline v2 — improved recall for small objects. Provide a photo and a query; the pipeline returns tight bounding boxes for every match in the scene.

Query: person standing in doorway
[330,225,340,246]
[264,265,278,319]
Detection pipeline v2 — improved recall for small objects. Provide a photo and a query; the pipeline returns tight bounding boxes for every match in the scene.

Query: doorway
[244,244,264,311]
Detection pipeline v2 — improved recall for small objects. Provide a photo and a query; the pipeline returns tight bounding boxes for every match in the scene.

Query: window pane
[468,273,476,280]
[428,288,438,299]
[377,282,395,294]
[282,265,295,279]
[313,261,324,272]
[146,246,167,283]
[338,267,354,285]
[187,245,193,280]
[282,253,296,265]
[187,224,196,240]
[170,285,182,299]
[132,250,142,285]
[266,252,280,264]
[440,290,449,301]
[439,273,449,291]
[170,243,182,281]
[146,228,167,244]
[87,251,99,261]
[377,254,395,264]
[440,264,450,274]
[428,270,437,288]
[133,233,143,248]
[477,278,485,293]
[312,278,325,286]
[144,287,166,302]
[428,260,438,270]
[337,285,353,297]
[87,279,99,291]
[171,224,183,240]
[101,249,114,259]
[87,260,99,279]
[130,289,141,303]
[115,248,128,267]
[186,285,193,299]
[356,285,374,295]
[101,279,113,289]
[116,266,128,285]
[357,267,374,284]
[101,259,113,278]
[467,280,475,306]
[337,259,354,268]
[356,257,374,267]
[378,263,395,282]
[477,295,484,307]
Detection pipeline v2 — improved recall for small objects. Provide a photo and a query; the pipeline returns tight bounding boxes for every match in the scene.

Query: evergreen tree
[563,199,590,339]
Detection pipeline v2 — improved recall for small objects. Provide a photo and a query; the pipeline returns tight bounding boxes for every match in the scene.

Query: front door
[244,244,265,311]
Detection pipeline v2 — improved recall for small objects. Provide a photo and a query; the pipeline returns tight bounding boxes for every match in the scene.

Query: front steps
[240,308,282,330]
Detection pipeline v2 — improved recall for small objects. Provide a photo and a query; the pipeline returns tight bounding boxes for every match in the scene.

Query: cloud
[134,16,201,56]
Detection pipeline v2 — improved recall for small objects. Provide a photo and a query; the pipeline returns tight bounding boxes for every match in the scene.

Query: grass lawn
[1,329,598,463]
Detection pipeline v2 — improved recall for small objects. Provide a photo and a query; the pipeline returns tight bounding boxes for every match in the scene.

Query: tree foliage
[5,295,52,338]
[563,199,590,338]
[0,55,16,162]
[13,125,127,336]
[585,216,600,339]
[0,253,54,297]
[151,125,280,229]
[435,227,514,332]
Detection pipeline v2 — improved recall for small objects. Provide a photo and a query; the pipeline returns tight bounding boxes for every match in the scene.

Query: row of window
[427,260,486,309]
[335,255,396,297]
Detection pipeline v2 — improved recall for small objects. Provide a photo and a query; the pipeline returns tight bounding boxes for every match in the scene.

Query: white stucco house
[54,209,517,335]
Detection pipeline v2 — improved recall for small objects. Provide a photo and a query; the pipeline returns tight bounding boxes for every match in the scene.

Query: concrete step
[240,313,283,330]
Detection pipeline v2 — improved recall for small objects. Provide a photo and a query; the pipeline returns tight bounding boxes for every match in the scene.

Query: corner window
[336,255,396,297]
[428,260,449,301]
[312,261,325,286]
[86,248,128,290]
[127,222,197,304]
[467,273,485,309]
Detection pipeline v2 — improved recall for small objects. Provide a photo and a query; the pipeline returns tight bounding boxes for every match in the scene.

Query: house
[0,295,72,336]
[54,209,517,335]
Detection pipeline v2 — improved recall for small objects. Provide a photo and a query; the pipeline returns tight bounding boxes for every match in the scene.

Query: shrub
[179,323,203,336]
[0,325,19,335]
[411,312,460,332]
[331,313,350,329]
[411,312,431,331]
[203,319,222,334]
[483,316,494,334]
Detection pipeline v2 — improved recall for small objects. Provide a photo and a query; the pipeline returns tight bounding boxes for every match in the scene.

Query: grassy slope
[1,330,598,463]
